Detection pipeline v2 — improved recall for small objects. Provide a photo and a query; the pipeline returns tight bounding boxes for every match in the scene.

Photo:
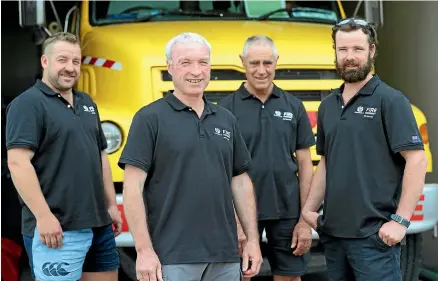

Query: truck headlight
[101,122,122,154]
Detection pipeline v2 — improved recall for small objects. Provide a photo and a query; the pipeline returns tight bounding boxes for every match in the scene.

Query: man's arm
[379,150,427,246]
[396,150,428,219]
[231,172,262,277]
[123,165,163,281]
[7,148,63,248]
[101,152,122,236]
[301,157,326,229]
[231,173,258,242]
[123,165,152,251]
[291,147,314,256]
[296,148,313,210]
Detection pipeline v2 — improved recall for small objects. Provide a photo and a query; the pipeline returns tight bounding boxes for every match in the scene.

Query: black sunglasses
[334,18,377,39]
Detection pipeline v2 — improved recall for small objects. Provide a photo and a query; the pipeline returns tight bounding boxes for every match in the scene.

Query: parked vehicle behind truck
[16,0,438,280]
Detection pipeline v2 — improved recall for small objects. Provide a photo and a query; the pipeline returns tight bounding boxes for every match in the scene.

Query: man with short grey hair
[219,35,315,281]
[119,32,262,281]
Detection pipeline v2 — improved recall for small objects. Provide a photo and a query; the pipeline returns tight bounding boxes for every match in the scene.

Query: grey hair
[241,35,278,58]
[165,32,212,63]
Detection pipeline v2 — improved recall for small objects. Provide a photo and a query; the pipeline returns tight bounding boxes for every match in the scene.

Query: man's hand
[108,205,123,237]
[237,222,247,256]
[379,220,407,246]
[136,248,163,281]
[241,239,262,278]
[291,219,312,256]
[302,210,319,230]
[36,213,63,248]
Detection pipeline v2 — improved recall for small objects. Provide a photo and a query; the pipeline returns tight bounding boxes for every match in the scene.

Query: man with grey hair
[219,35,315,281]
[119,32,262,281]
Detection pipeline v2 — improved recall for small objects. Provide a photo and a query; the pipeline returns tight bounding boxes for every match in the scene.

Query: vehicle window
[90,0,340,26]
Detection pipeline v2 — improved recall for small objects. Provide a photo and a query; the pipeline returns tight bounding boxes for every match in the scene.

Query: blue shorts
[23,224,120,281]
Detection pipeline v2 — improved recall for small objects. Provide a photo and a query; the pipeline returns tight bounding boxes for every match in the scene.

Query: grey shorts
[162,263,241,281]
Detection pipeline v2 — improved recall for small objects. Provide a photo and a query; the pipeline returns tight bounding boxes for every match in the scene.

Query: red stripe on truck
[117,204,129,232]
[411,214,424,221]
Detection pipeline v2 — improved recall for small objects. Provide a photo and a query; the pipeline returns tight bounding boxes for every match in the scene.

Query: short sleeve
[384,93,424,153]
[6,97,43,152]
[232,119,252,176]
[118,110,156,172]
[296,102,316,149]
[316,104,325,156]
[95,104,108,151]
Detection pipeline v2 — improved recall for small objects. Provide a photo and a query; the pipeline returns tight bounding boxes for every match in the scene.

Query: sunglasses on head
[336,18,369,27]
[334,18,377,39]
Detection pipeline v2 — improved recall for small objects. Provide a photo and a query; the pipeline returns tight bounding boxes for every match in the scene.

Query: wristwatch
[390,214,411,228]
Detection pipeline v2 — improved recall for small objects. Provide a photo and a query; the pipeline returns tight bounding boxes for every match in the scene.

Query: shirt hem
[22,218,112,237]
[392,143,424,154]
[319,224,382,239]
[118,157,150,172]
[6,142,38,151]
[160,256,240,265]
[258,214,300,221]
[296,142,316,150]
[233,162,252,177]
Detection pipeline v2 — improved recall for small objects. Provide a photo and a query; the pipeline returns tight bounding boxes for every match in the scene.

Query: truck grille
[163,90,331,103]
[161,69,339,81]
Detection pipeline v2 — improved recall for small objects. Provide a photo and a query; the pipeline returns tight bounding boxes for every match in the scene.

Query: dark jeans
[319,231,402,281]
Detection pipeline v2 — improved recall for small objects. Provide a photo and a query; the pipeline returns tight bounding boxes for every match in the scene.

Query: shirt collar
[336,74,381,96]
[164,91,217,113]
[237,82,281,100]
[34,79,82,100]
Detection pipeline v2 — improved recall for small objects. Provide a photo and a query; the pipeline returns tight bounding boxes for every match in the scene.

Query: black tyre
[401,234,423,281]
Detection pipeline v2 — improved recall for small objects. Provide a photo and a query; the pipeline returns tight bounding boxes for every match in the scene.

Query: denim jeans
[319,231,402,281]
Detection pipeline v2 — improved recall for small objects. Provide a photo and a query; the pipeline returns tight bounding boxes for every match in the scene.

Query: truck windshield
[90,0,341,26]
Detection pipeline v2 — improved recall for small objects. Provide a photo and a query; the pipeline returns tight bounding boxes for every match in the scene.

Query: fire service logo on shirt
[83,105,96,114]
[354,106,378,119]
[214,127,231,141]
[274,110,293,121]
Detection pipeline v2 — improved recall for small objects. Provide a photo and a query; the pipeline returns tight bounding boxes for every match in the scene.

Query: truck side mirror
[364,0,384,27]
[19,0,45,27]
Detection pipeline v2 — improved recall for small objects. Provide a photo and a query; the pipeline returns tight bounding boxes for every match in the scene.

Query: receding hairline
[165,32,211,63]
[43,40,81,58]
[42,32,80,56]
[241,35,278,58]
[170,41,210,58]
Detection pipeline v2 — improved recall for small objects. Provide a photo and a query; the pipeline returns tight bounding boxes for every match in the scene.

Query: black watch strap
[390,214,411,228]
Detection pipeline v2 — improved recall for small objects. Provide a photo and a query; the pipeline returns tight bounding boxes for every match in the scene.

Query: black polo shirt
[118,92,252,265]
[219,83,316,220]
[316,75,424,238]
[5,80,111,237]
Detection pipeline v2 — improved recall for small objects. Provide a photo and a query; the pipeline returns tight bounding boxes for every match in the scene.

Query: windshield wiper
[257,7,337,22]
[257,8,293,20]
[137,10,230,22]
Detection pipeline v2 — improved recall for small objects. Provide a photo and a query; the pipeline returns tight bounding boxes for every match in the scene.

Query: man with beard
[301,18,428,281]
[219,35,315,281]
[6,32,122,281]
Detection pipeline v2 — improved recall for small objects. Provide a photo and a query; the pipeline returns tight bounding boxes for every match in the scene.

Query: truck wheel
[401,234,422,281]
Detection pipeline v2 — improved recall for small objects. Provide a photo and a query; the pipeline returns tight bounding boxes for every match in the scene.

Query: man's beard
[336,55,373,83]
